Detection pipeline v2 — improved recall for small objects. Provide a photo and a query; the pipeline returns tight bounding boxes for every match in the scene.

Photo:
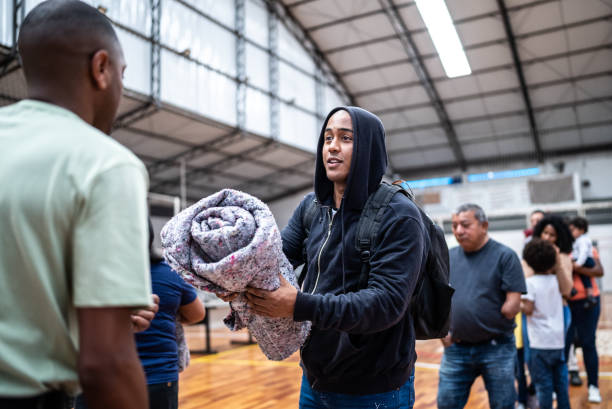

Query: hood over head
[314,106,388,210]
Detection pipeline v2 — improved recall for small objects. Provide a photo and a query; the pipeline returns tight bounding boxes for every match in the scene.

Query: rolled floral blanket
[160,189,310,360]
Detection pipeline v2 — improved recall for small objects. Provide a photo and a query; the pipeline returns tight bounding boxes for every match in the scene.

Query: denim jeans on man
[437,334,516,409]
[299,371,415,409]
[530,348,570,409]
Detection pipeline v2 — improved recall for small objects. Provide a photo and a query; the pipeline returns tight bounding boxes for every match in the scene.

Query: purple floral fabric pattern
[161,189,310,361]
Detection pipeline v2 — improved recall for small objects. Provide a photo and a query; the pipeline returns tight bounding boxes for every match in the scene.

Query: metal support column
[268,5,280,140]
[0,0,25,78]
[113,0,161,130]
[497,0,543,163]
[150,0,161,106]
[314,66,325,121]
[378,0,466,171]
[235,0,246,130]
[179,158,187,210]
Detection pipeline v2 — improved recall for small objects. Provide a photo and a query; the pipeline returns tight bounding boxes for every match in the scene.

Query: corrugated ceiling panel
[519,31,568,59]
[561,0,612,24]
[568,21,612,51]
[343,63,419,94]
[455,121,495,141]
[482,93,524,115]
[496,135,534,155]
[327,39,405,72]
[536,107,578,129]
[456,17,506,47]
[357,85,431,112]
[570,50,612,76]
[540,129,582,150]
[489,115,530,134]
[436,75,480,99]
[411,128,449,148]
[387,133,418,152]
[446,98,488,120]
[466,43,514,71]
[255,147,312,168]
[398,3,425,31]
[473,69,520,93]
[530,84,576,108]
[581,124,612,145]
[577,102,612,123]
[217,135,264,155]
[422,147,457,163]
[446,0,498,21]
[187,152,227,168]
[462,141,500,159]
[225,161,278,180]
[411,30,437,56]
[311,13,396,51]
[378,107,440,130]
[391,151,429,168]
[511,1,562,35]
[292,0,382,28]
[523,57,572,83]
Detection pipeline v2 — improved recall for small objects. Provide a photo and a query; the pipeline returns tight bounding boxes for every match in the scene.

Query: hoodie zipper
[311,208,335,294]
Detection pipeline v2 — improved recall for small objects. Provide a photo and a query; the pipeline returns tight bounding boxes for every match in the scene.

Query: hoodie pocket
[301,328,365,382]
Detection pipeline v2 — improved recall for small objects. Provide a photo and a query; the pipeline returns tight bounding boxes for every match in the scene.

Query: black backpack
[300,181,454,340]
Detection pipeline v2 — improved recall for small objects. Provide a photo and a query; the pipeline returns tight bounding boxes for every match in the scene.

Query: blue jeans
[566,296,600,387]
[515,347,527,404]
[437,335,516,409]
[530,349,570,409]
[299,372,415,409]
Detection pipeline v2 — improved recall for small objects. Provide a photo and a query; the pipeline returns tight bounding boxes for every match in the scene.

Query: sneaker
[569,370,583,386]
[588,385,601,403]
[516,403,526,409]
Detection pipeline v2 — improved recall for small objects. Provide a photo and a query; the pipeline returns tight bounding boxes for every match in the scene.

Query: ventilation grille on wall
[528,175,575,204]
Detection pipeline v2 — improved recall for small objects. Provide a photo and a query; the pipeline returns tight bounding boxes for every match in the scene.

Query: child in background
[569,216,596,309]
[521,238,571,409]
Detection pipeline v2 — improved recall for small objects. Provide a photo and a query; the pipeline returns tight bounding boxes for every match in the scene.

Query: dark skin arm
[574,257,604,277]
[77,307,148,409]
[245,274,297,318]
[501,292,522,320]
[521,299,534,316]
[178,297,206,324]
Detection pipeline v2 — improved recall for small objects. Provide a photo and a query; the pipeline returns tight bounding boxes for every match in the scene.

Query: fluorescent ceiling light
[415,0,471,78]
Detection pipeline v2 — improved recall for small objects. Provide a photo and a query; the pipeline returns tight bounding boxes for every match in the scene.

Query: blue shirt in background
[135,261,198,384]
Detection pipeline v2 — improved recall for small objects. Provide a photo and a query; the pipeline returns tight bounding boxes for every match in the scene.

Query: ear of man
[90,49,112,91]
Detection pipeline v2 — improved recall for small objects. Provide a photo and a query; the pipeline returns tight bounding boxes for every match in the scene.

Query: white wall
[267,188,311,230]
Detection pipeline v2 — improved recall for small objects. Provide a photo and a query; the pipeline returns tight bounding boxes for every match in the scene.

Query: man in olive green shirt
[0,2,153,408]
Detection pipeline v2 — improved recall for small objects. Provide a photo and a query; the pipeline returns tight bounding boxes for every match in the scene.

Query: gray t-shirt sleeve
[500,250,527,294]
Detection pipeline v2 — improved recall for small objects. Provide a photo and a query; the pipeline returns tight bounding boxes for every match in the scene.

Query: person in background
[136,221,205,409]
[521,238,570,409]
[437,203,526,409]
[524,210,546,243]
[0,2,155,408]
[568,217,596,308]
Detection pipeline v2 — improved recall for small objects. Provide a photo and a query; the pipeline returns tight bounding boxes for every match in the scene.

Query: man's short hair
[569,216,588,233]
[454,203,487,224]
[531,209,545,216]
[523,238,557,274]
[18,0,119,76]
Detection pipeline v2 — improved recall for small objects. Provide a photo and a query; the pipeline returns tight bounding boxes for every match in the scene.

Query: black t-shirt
[449,238,526,343]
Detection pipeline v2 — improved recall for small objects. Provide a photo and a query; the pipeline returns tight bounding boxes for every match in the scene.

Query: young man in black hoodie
[246,107,428,408]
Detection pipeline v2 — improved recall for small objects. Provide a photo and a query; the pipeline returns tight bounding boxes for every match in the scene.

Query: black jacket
[281,106,428,395]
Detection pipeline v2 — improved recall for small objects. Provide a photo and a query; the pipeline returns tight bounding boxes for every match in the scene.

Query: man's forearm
[80,350,147,409]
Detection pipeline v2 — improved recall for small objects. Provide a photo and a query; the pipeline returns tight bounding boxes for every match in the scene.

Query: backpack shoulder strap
[302,197,318,237]
[298,198,318,287]
[355,182,403,288]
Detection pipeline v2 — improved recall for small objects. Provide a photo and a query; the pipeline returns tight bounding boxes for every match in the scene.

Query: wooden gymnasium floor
[180,294,612,408]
